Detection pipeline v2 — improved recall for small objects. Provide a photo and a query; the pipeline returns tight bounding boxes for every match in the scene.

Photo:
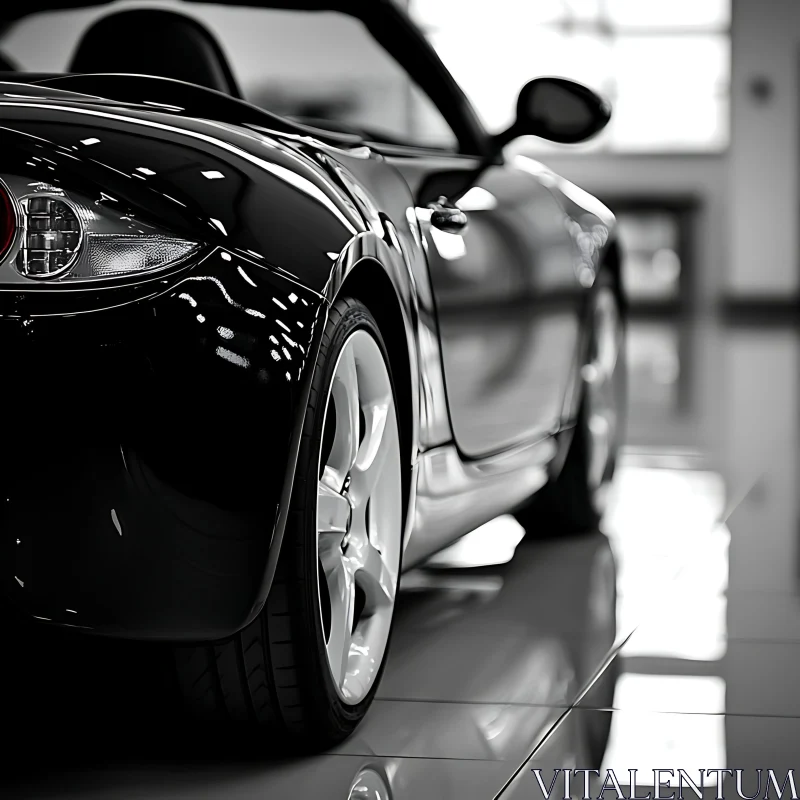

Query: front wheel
[173,298,404,749]
[517,275,625,536]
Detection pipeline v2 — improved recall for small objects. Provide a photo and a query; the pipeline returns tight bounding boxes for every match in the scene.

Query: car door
[382,149,586,458]
[196,0,586,461]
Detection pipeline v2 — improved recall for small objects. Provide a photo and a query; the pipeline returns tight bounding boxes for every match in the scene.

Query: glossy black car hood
[0,72,378,307]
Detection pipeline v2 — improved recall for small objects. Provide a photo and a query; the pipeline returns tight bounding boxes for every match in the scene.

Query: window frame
[334,0,492,156]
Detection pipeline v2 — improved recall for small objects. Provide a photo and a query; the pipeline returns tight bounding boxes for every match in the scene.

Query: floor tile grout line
[375,697,580,708]
[491,705,576,799]
[718,471,762,524]
[324,753,510,762]
[624,637,800,646]
[573,708,800,719]
[492,626,638,799]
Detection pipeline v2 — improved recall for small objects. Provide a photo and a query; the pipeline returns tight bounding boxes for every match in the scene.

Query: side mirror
[428,78,611,208]
[507,76,611,145]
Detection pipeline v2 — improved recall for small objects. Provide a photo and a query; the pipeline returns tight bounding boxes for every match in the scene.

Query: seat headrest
[69,8,241,98]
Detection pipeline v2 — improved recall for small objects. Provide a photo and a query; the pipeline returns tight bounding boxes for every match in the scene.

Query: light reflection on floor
[602,706,727,787]
[599,453,730,782]
[421,514,527,569]
[501,313,800,798]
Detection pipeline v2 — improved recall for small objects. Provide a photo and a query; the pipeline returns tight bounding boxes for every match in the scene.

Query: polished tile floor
[3,313,797,799]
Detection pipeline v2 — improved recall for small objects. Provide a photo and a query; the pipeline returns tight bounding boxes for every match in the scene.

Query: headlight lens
[0,175,200,284]
[18,194,82,278]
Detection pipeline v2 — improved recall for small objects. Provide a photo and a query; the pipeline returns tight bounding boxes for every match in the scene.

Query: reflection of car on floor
[0,1,626,748]
[378,526,619,769]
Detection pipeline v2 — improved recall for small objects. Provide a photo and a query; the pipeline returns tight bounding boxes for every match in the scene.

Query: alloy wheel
[316,329,402,705]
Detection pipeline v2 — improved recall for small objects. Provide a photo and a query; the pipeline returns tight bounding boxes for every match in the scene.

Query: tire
[516,273,625,537]
[173,297,404,749]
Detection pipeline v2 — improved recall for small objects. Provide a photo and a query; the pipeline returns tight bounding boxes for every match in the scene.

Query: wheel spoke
[350,399,392,504]
[323,552,355,689]
[326,345,360,490]
[349,532,396,609]
[318,530,344,575]
[317,480,350,535]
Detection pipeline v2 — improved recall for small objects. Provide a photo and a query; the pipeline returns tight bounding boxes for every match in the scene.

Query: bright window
[408,0,731,153]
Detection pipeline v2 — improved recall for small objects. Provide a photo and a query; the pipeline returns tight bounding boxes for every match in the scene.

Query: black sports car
[0,0,625,748]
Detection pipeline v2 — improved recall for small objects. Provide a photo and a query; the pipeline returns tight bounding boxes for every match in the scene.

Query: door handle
[427,196,468,234]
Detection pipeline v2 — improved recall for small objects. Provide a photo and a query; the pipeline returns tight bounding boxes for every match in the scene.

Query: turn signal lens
[0,183,16,260]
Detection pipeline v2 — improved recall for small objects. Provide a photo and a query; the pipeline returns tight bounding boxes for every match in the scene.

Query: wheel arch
[334,257,417,536]
[554,232,626,475]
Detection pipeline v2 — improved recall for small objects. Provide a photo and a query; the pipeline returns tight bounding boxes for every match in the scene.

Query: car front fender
[0,99,378,640]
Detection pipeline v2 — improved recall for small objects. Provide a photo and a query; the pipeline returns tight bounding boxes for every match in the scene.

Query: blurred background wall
[729,0,799,300]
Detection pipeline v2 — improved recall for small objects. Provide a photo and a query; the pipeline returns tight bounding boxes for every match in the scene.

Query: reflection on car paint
[0,76,618,644]
[1,244,327,638]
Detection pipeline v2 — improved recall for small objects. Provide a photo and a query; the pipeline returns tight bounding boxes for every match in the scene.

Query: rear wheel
[173,298,403,749]
[517,275,625,536]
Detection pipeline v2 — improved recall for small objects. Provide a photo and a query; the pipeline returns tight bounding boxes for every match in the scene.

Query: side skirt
[402,436,557,568]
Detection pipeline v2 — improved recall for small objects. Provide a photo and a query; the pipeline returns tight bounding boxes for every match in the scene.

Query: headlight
[0,176,200,284]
